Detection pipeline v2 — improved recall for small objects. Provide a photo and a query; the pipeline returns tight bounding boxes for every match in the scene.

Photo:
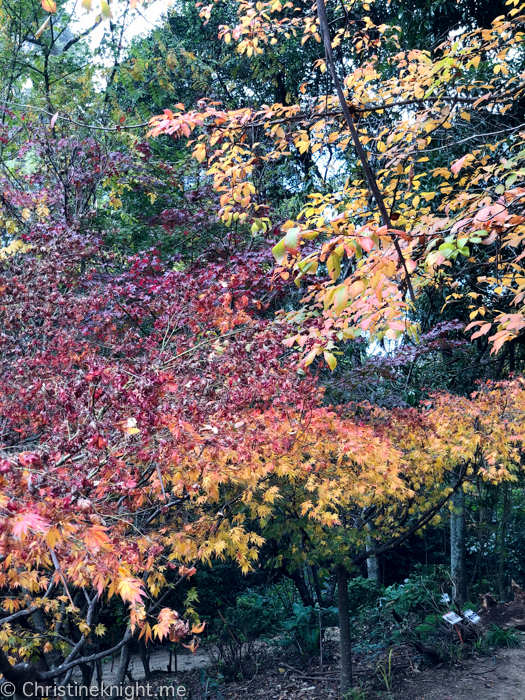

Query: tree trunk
[366,527,380,584]
[282,568,315,608]
[366,552,380,584]
[498,484,510,601]
[138,638,151,680]
[337,566,353,695]
[21,591,63,672]
[310,565,325,607]
[110,639,130,696]
[324,571,337,608]
[96,659,102,689]
[80,662,94,687]
[451,488,467,605]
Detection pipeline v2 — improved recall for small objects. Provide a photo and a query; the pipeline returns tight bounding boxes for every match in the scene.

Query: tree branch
[316,0,415,302]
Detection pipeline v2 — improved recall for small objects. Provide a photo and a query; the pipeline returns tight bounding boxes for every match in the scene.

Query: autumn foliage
[1,0,525,694]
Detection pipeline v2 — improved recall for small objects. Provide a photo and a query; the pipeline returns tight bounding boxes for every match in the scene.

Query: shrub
[206,590,281,680]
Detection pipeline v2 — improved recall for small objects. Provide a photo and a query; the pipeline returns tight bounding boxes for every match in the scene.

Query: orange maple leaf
[117,577,146,605]
[84,525,111,551]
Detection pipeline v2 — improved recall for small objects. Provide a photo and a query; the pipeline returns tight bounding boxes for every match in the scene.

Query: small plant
[445,640,463,666]
[375,648,394,693]
[472,635,485,655]
[483,625,521,650]
[199,670,225,700]
[206,590,279,680]
[343,685,368,700]
[281,602,321,655]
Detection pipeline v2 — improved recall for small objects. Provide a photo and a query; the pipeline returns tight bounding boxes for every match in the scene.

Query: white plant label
[463,609,481,624]
[442,611,462,625]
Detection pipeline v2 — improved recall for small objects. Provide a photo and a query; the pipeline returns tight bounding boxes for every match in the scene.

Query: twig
[160,328,247,369]
[315,0,416,303]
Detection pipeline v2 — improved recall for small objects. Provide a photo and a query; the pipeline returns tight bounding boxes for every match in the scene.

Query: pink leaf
[451,155,468,175]
[471,323,492,340]
[11,513,50,539]
[358,237,375,252]
[389,320,405,331]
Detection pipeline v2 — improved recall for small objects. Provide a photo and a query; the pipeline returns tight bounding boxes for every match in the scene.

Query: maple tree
[0,126,310,688]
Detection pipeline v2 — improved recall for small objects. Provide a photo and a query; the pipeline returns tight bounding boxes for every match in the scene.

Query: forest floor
[395,646,525,700]
[100,637,525,699]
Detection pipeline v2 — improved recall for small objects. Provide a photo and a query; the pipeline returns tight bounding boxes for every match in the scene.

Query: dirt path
[395,647,525,700]
[70,646,210,686]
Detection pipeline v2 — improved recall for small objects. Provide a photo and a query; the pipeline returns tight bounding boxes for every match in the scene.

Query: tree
[0,100,313,693]
[149,0,525,365]
[450,488,467,604]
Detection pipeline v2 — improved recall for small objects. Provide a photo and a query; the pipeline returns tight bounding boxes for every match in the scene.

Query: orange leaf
[191,621,206,634]
[182,637,199,653]
[41,0,57,12]
[117,577,146,605]
[84,525,111,551]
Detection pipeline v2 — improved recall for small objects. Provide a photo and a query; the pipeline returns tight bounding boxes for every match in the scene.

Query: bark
[498,484,510,601]
[337,567,353,695]
[115,641,130,686]
[95,659,102,688]
[0,647,38,697]
[19,587,62,672]
[451,488,467,604]
[310,565,325,608]
[324,571,337,608]
[366,527,381,584]
[282,568,315,608]
[80,662,94,687]
[366,553,380,583]
[138,638,151,680]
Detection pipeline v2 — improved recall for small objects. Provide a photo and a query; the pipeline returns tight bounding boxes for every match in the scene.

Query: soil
[99,639,525,700]
[395,646,525,700]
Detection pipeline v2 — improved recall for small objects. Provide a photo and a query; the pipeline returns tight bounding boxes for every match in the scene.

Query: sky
[72,0,169,53]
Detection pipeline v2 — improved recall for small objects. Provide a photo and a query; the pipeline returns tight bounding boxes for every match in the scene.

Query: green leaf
[327,251,342,281]
[272,238,287,264]
[298,259,318,275]
[333,285,348,314]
